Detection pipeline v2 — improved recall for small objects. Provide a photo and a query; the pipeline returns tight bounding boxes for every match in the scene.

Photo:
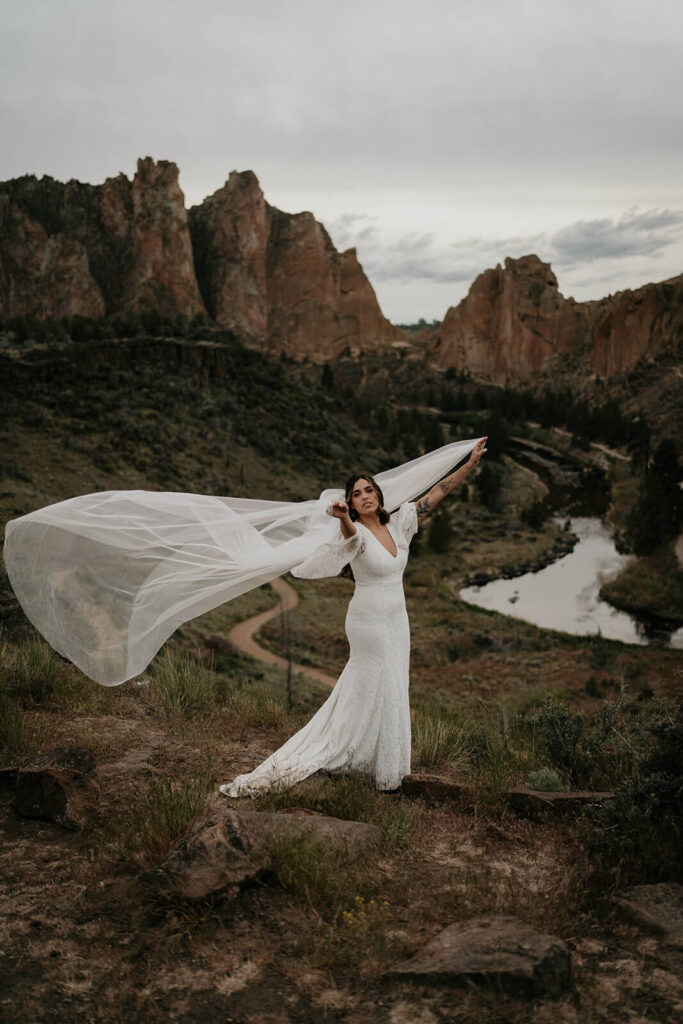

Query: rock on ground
[13,745,100,829]
[142,807,382,900]
[387,915,571,1000]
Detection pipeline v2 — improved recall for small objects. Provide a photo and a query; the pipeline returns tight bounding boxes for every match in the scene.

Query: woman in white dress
[221,436,487,796]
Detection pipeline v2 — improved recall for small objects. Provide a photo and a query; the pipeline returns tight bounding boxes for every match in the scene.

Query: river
[460,517,683,649]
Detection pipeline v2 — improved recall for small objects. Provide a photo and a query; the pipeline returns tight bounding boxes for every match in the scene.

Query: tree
[626,439,683,555]
[428,509,452,553]
[476,461,503,512]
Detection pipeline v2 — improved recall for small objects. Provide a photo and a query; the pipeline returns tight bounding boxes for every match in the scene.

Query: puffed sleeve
[395,502,418,546]
[290,531,366,579]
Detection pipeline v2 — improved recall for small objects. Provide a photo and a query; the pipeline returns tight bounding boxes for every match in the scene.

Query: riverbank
[599,542,683,629]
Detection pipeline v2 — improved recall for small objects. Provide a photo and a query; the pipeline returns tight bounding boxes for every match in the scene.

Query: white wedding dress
[221,502,418,796]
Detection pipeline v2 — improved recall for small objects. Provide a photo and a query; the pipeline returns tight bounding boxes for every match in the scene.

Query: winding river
[460,517,683,649]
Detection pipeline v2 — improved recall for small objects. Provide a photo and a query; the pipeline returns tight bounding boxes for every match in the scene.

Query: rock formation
[590,274,683,376]
[189,170,269,339]
[190,174,402,362]
[0,194,105,318]
[433,255,683,382]
[433,255,590,382]
[0,158,204,319]
[1,160,680,375]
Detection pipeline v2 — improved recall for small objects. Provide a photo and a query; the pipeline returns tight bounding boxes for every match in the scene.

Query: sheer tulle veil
[3,437,482,686]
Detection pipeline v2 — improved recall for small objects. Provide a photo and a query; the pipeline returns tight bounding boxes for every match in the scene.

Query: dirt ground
[2,679,683,1024]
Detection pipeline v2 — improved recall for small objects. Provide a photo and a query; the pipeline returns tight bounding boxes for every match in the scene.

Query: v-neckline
[360,520,398,560]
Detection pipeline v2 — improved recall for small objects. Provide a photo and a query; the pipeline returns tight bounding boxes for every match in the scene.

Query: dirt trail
[228,577,336,689]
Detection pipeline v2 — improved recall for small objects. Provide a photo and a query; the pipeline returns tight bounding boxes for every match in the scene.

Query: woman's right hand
[329,501,350,520]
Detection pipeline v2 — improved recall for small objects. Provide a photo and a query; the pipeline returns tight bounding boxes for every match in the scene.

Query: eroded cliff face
[189,170,269,340]
[433,255,682,382]
[433,255,591,382]
[0,161,400,363]
[0,158,205,318]
[189,177,402,362]
[589,274,683,376]
[2,160,680,376]
[0,195,105,318]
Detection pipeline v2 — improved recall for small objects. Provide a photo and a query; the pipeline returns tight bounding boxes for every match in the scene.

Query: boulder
[142,807,382,900]
[613,884,683,948]
[387,915,571,1000]
[14,746,99,829]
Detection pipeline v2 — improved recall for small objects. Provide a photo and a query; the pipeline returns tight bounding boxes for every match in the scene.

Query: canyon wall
[1,160,680,375]
[433,254,682,381]
[0,161,400,363]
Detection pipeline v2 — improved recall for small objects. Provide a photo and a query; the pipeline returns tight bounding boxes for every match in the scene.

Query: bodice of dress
[351,519,409,588]
[291,502,418,584]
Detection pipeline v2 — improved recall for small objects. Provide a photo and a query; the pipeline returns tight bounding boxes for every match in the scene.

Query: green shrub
[534,692,618,788]
[583,698,682,886]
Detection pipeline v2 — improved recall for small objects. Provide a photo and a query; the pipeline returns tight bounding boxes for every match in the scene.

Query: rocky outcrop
[0,158,205,318]
[433,255,683,382]
[0,194,105,318]
[264,210,401,362]
[0,161,401,363]
[590,273,683,376]
[189,175,402,361]
[433,255,590,383]
[189,170,269,339]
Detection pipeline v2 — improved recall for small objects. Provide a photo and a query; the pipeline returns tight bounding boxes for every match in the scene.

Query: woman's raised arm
[415,436,488,522]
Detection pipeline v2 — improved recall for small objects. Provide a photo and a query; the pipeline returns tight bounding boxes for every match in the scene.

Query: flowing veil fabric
[3,438,482,686]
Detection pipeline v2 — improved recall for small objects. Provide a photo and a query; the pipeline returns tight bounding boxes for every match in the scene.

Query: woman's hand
[329,501,357,538]
[329,500,350,520]
[468,436,488,468]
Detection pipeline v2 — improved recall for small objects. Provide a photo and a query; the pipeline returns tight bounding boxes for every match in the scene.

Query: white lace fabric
[221,503,419,795]
[3,437,480,685]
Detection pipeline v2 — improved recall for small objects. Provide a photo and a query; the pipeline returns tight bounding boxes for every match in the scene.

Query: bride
[222,437,487,796]
[3,434,486,794]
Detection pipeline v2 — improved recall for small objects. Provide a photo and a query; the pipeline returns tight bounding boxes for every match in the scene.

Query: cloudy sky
[2,0,682,321]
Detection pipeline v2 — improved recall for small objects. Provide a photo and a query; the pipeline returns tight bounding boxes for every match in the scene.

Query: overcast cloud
[1,0,682,320]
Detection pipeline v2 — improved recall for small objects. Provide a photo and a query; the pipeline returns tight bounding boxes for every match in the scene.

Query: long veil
[3,437,481,686]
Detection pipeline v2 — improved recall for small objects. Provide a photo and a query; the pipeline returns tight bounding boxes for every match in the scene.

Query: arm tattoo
[438,475,455,497]
[416,496,432,521]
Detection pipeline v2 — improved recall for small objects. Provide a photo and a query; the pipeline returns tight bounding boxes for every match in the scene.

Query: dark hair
[344,473,390,525]
[339,474,391,580]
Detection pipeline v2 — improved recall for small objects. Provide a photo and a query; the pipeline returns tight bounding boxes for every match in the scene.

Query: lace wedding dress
[221,502,418,796]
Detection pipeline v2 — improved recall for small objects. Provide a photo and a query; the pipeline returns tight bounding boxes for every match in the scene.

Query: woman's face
[350,477,379,517]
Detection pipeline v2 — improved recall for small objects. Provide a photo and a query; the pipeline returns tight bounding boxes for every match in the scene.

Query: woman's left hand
[469,436,488,467]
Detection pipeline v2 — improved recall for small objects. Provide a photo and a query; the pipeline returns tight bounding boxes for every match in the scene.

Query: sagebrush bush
[584,697,683,886]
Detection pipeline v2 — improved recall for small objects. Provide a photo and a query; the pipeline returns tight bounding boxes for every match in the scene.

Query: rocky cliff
[0,160,400,364]
[589,274,683,376]
[433,255,683,382]
[189,172,402,362]
[0,159,204,318]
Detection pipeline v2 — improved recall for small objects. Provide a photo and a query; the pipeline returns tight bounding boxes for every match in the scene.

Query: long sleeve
[395,502,418,545]
[291,531,365,580]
